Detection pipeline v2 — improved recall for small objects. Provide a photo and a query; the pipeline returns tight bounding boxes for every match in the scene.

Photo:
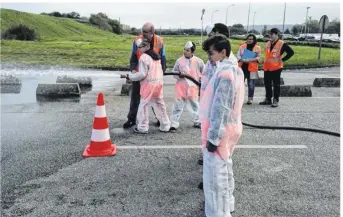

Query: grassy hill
[0,8,114,40]
[0,8,340,68]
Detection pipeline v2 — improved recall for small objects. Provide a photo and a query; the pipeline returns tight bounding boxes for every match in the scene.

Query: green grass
[0,9,114,39]
[0,9,340,68]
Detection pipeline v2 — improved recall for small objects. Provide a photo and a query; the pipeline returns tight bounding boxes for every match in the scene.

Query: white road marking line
[117,145,307,149]
[249,97,340,99]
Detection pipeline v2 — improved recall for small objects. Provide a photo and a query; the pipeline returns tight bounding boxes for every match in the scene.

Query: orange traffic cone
[82,92,117,157]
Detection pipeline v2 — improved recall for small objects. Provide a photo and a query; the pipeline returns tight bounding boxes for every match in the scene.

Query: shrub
[2,24,39,41]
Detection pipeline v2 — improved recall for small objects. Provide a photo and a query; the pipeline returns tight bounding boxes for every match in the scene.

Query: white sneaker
[230,197,235,213]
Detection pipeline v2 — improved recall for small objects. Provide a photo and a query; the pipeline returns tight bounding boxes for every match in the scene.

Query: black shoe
[271,98,279,107]
[198,182,203,190]
[155,120,160,127]
[198,159,203,165]
[169,127,177,132]
[193,123,201,128]
[123,120,135,129]
[259,99,272,105]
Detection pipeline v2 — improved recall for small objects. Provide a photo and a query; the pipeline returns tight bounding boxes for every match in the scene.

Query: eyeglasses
[142,30,150,34]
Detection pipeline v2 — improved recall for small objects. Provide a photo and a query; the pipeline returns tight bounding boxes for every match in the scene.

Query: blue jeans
[246,78,255,98]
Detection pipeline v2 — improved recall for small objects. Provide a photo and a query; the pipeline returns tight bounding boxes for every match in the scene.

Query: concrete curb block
[280,85,312,97]
[56,76,92,87]
[1,75,21,85]
[255,78,285,87]
[1,84,22,94]
[36,83,81,97]
[313,78,340,87]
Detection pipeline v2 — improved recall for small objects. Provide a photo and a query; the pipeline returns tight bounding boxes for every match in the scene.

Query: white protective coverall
[128,53,171,133]
[200,57,244,217]
[170,50,204,129]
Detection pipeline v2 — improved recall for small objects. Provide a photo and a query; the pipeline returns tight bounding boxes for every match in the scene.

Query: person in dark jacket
[123,22,166,128]
[259,28,294,107]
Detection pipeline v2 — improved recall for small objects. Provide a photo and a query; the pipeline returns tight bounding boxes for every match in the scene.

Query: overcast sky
[1,2,340,29]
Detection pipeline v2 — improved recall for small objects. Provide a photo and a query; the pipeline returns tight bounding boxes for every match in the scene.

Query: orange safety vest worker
[238,43,261,72]
[263,40,284,71]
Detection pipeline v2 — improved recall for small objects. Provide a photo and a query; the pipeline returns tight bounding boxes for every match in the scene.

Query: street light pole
[252,12,256,32]
[225,4,235,26]
[305,6,310,38]
[247,3,251,33]
[201,9,205,44]
[211,10,219,24]
[282,2,286,39]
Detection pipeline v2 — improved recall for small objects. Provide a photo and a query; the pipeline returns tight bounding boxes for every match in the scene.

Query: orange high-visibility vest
[134,34,163,63]
[238,43,260,72]
[263,40,284,71]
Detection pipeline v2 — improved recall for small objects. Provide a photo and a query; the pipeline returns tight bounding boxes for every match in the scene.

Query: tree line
[40,11,341,37]
[231,19,340,37]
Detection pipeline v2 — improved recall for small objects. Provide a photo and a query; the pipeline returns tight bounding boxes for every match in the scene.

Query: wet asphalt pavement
[1,66,340,216]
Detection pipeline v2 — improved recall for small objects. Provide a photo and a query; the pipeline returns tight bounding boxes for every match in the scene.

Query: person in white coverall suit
[170,41,204,131]
[126,38,171,134]
[200,34,245,217]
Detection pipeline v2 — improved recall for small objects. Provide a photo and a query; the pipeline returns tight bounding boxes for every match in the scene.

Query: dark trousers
[264,69,282,101]
[127,81,157,122]
[127,81,141,122]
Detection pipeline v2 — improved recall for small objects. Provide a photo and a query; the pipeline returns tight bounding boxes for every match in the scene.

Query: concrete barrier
[36,83,81,97]
[121,84,132,96]
[1,75,21,85]
[36,95,80,103]
[56,76,92,87]
[1,84,22,94]
[313,78,340,87]
[255,77,285,87]
[280,85,312,97]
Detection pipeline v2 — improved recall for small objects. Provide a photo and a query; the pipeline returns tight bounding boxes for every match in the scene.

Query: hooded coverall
[128,53,170,133]
[170,56,204,128]
[200,57,245,217]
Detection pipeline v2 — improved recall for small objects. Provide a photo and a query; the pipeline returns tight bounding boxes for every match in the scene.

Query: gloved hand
[132,70,137,73]
[206,141,217,152]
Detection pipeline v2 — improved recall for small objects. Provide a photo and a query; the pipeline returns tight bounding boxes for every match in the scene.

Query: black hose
[242,122,340,137]
[163,72,201,86]
[163,71,340,137]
